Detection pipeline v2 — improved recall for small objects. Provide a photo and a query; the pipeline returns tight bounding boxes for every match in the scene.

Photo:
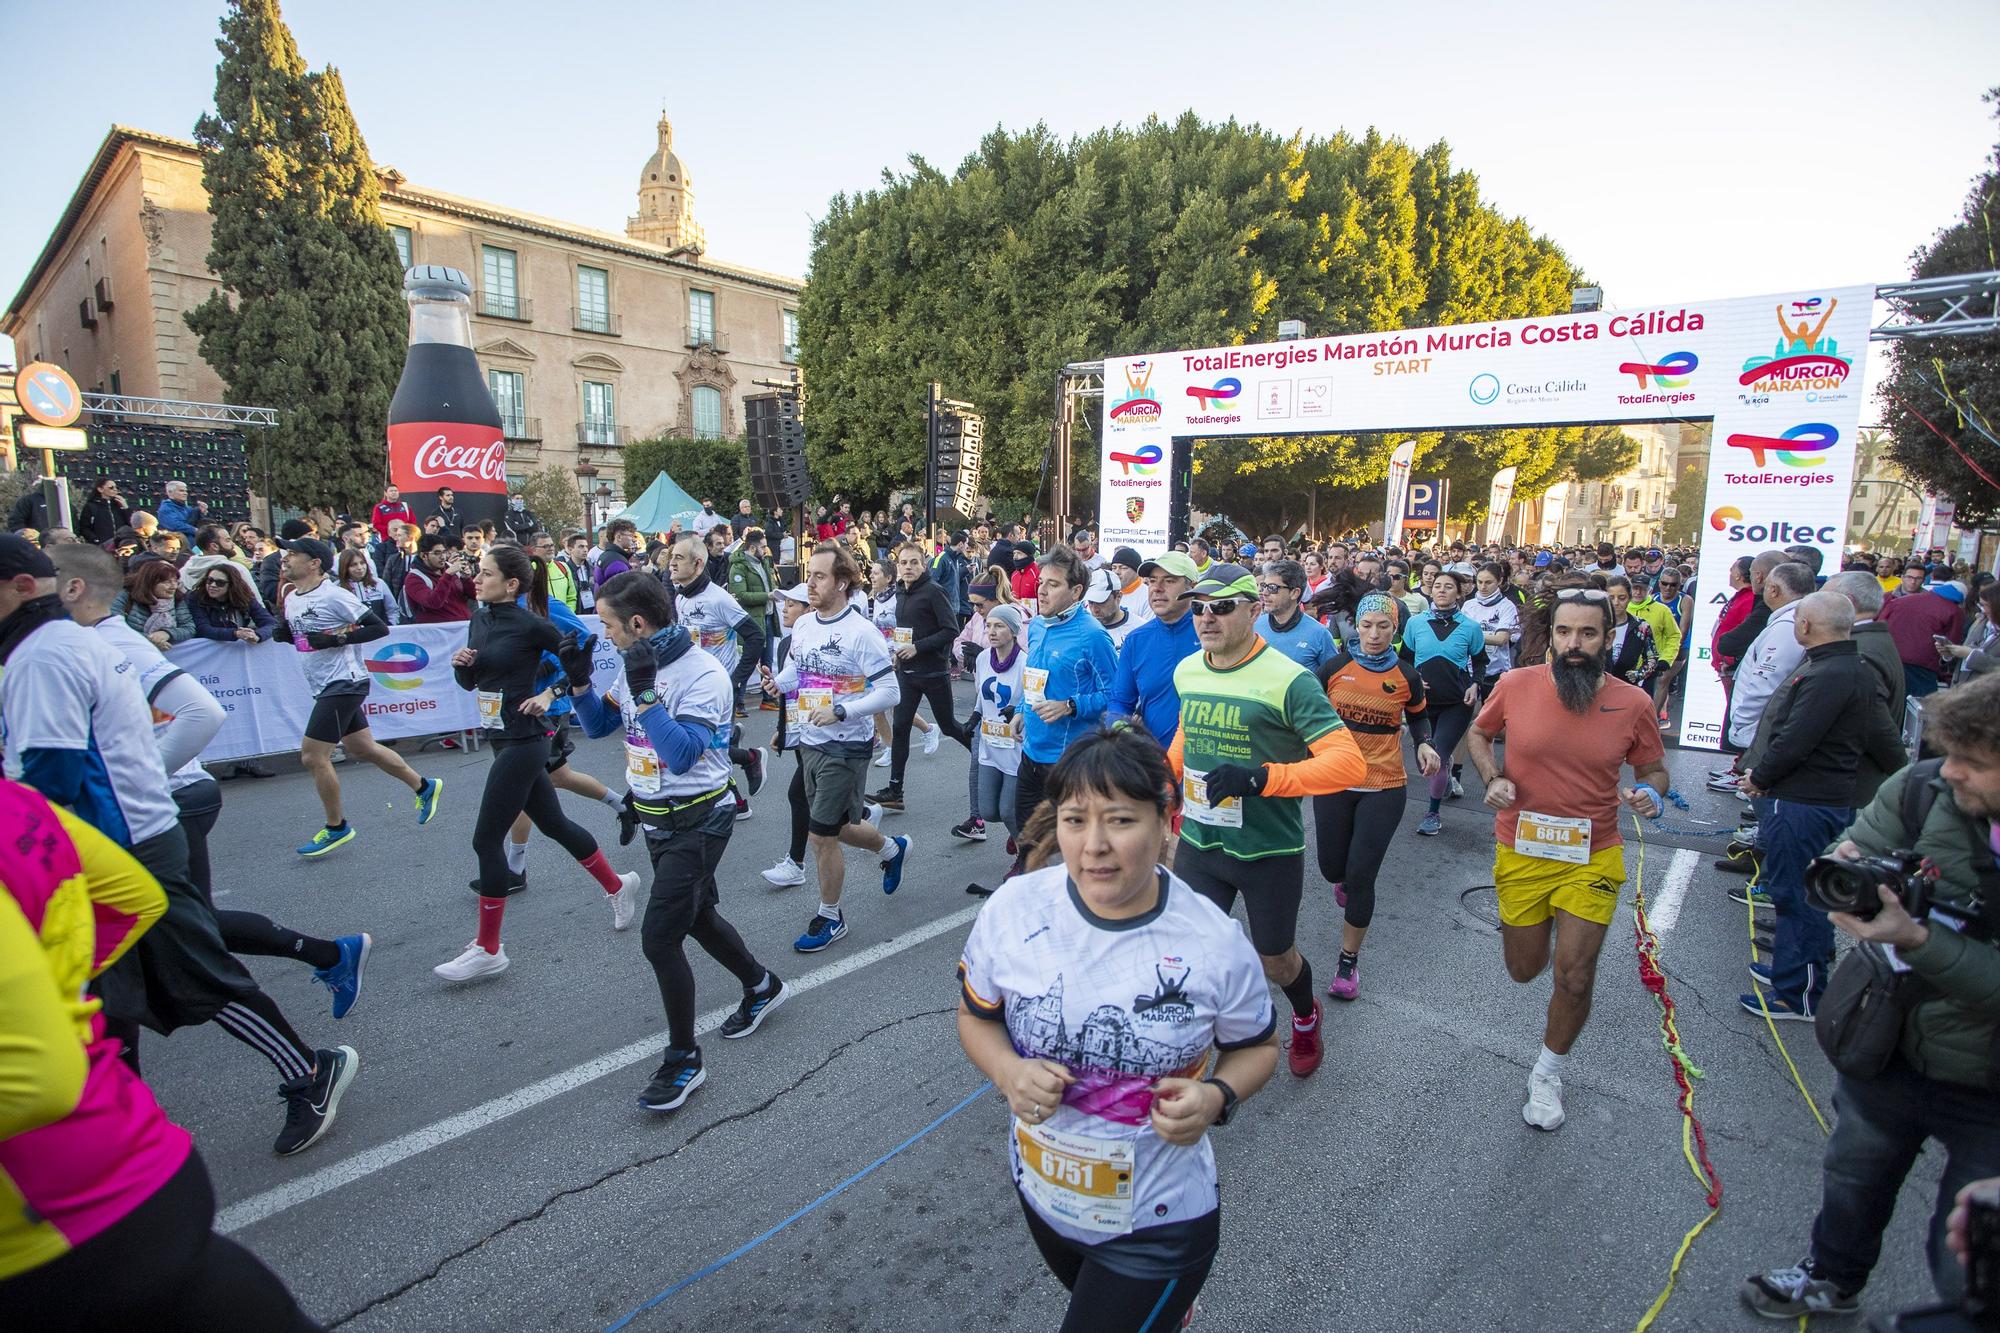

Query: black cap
[1111,546,1143,570]
[278,518,314,546]
[0,534,57,579]
[289,538,335,571]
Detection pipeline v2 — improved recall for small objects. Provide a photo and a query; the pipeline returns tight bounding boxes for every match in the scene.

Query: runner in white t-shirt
[957,726,1278,1330]
[669,536,767,814]
[277,538,442,857]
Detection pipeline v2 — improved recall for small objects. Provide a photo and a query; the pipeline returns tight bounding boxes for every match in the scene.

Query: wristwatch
[1202,1077,1239,1126]
[832,703,847,722]
[634,687,659,707]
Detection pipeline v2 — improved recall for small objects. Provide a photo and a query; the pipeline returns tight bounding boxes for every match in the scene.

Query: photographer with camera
[1743,672,2000,1321]
[402,533,474,623]
[1737,591,1908,1020]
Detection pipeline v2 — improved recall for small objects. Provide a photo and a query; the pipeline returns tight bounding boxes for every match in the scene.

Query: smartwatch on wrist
[832,703,847,722]
[634,687,659,707]
[1202,1077,1239,1126]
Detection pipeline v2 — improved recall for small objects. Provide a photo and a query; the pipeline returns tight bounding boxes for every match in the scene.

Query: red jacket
[1712,585,1755,673]
[401,565,473,622]
[1881,589,1967,673]
[371,500,413,542]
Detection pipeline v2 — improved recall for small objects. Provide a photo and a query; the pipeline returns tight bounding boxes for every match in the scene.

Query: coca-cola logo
[412,435,506,483]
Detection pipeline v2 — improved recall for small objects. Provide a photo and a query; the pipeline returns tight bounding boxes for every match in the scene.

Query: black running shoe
[950,818,987,842]
[466,873,529,895]
[638,1049,706,1112]
[720,977,788,1039]
[617,791,642,847]
[742,746,767,797]
[275,1045,359,1156]
[869,785,905,811]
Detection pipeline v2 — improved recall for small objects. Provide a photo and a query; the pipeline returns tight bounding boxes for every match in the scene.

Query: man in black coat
[1827,570,1908,808]
[869,541,972,811]
[1737,591,1909,1020]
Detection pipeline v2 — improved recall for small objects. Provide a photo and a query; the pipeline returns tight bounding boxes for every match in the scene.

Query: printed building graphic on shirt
[1008,973,1209,1077]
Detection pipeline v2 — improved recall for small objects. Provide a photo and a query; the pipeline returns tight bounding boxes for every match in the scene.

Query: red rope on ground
[1633,895,1723,1209]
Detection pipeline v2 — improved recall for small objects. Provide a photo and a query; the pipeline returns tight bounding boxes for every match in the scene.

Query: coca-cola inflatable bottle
[387,265,508,532]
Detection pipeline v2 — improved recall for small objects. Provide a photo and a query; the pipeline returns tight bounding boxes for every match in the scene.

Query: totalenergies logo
[1724,421,1839,468]
[1617,351,1698,389]
[1185,377,1242,411]
[1107,442,1164,477]
[1740,296,1851,393]
[1107,359,1162,429]
[364,642,429,690]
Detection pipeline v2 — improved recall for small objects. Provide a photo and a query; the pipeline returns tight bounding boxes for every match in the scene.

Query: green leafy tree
[802,116,1610,531]
[186,0,407,518]
[517,464,583,531]
[1880,88,2000,525]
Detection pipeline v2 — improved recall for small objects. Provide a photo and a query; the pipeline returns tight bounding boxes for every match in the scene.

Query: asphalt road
[140,693,1954,1332]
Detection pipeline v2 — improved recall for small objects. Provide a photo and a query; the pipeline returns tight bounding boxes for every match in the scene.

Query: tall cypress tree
[187,0,406,516]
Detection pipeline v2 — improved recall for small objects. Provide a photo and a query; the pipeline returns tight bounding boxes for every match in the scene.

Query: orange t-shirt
[1472,665,1664,850]
[1319,655,1428,790]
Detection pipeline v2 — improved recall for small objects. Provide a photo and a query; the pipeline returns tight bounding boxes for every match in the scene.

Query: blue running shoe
[1415,812,1442,837]
[298,825,356,858]
[314,933,372,1020]
[414,777,444,825]
[794,911,847,953]
[881,834,911,895]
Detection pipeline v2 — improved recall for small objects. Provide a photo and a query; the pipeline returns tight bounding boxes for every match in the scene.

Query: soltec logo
[1724,421,1839,468]
[1706,508,1839,544]
[1617,351,1698,389]
[1107,442,1164,477]
[1468,373,1500,405]
[364,642,428,691]
[1185,377,1241,411]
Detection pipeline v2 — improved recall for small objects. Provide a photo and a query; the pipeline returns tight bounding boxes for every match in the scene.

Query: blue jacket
[525,595,590,717]
[1254,609,1338,675]
[1022,603,1118,763]
[573,625,714,773]
[1402,607,1488,694]
[1108,608,1199,745]
[158,496,201,539]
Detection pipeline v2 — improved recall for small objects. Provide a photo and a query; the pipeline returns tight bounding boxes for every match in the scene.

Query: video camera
[1804,850,1934,921]
[1872,1186,1998,1331]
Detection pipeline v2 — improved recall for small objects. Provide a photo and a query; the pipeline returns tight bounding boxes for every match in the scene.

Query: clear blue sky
[4,0,1998,342]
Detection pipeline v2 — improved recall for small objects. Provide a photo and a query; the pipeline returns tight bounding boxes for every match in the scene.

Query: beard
[1552,648,1607,714]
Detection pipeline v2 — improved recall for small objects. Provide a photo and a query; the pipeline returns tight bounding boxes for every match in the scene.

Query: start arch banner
[1099,284,1874,749]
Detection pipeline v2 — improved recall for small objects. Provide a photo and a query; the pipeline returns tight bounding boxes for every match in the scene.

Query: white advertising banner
[1485,466,1518,544]
[1382,440,1416,548]
[1099,284,1874,749]
[171,618,627,763]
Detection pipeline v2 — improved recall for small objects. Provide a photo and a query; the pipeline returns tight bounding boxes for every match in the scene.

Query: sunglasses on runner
[1190,599,1248,617]
[1555,588,1611,603]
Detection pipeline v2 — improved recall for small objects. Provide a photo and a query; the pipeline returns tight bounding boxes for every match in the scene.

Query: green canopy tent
[611,470,703,532]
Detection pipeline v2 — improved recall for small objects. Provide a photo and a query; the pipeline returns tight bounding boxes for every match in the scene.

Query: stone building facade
[3,115,802,507]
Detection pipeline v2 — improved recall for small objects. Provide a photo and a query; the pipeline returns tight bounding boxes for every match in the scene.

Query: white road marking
[218,903,984,1235]
[1649,848,1701,935]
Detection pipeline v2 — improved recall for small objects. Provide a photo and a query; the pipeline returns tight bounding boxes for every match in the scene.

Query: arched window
[692,385,723,440]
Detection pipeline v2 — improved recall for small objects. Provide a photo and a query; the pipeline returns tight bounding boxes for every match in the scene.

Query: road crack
[328,1005,955,1328]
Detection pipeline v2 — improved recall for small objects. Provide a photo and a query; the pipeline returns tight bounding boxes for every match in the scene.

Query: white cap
[780,583,811,604]
[1083,566,1118,605]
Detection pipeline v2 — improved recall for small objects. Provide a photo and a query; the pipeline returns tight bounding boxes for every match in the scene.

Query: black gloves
[1201,763,1267,802]
[616,791,641,847]
[621,637,659,699]
[558,631,597,689]
[303,629,343,650]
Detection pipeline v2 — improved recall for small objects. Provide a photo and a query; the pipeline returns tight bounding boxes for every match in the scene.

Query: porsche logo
[1126,498,1145,524]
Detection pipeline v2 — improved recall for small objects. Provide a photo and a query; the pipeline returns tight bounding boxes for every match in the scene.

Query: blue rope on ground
[604,1081,993,1330]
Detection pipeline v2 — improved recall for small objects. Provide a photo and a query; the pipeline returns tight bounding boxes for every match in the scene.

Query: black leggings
[889,671,971,784]
[0,1150,321,1331]
[1426,697,1476,803]
[1313,787,1406,929]
[787,752,810,863]
[475,737,599,897]
[641,804,766,1050]
[1010,755,1053,874]
[175,777,341,971]
[1020,1195,1216,1333]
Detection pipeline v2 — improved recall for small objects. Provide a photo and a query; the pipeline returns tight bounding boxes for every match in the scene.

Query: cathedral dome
[639,114,689,192]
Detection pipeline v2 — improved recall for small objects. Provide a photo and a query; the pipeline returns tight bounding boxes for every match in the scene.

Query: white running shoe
[611,872,640,931]
[924,726,941,756]
[1523,1071,1565,1131]
[435,942,509,982]
[873,747,892,768]
[1447,776,1465,799]
[763,856,807,887]
[863,801,884,826]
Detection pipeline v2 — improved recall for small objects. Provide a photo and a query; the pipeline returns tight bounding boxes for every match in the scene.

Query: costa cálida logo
[387,422,508,492]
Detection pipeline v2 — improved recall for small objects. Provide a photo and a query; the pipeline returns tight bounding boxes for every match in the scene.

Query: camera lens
[1803,858,1877,918]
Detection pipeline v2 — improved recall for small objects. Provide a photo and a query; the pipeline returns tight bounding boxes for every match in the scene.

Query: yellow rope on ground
[1739,856,1831,1136]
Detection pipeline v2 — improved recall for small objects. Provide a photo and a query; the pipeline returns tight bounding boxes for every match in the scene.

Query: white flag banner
[169,617,626,763]
[1485,466,1518,544]
[1383,440,1416,547]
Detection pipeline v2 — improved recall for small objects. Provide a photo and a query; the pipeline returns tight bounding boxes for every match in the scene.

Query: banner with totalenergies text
[1099,283,1874,748]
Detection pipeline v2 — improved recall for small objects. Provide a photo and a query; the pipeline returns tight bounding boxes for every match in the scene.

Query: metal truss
[1871,270,2000,341]
[82,392,279,427]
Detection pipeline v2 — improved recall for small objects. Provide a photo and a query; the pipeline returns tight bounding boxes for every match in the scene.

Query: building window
[576,266,610,334]
[688,289,715,345]
[692,385,723,439]
[391,225,413,270]
[109,370,121,396]
[1853,511,1866,531]
[481,245,520,319]
[488,369,526,436]
[782,309,799,362]
[583,381,617,444]
[1854,483,1869,498]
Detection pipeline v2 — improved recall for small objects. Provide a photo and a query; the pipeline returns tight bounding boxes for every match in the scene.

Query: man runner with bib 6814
[1466,587,1667,1132]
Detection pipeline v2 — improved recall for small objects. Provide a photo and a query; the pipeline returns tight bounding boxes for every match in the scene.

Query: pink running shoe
[1327,955,1360,1001]
[1333,881,1347,909]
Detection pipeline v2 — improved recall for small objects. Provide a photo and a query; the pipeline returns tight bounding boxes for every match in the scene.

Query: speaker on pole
[744,391,809,511]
